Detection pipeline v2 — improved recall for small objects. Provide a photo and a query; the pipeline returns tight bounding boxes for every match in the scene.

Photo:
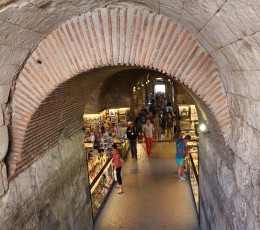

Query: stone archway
[9,6,231,177]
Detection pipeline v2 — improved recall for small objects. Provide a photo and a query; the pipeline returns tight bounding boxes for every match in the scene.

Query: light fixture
[199,123,209,133]
[141,83,144,87]
[133,87,136,91]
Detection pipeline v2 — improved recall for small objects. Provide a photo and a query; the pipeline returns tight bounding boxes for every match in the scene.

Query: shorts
[176,158,184,166]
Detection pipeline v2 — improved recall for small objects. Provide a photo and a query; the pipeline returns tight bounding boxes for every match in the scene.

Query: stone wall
[199,133,260,230]
[0,131,93,230]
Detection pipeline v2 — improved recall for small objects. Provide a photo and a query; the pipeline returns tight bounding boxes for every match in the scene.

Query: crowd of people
[134,109,177,142]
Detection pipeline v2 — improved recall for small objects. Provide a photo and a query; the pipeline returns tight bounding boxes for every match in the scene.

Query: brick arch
[10,6,231,177]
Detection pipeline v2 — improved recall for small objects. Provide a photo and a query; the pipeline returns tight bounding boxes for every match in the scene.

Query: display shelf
[86,150,114,220]
[90,159,113,193]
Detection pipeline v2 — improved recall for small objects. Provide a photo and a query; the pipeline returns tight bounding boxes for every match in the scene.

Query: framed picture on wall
[111,116,118,123]
[118,109,125,115]
[109,109,115,116]
[178,105,189,119]
[119,115,125,121]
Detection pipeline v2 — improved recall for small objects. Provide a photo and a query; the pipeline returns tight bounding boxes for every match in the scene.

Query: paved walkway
[94,141,199,230]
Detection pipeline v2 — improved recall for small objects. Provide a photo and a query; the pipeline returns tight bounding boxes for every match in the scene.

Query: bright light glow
[154,84,165,93]
[199,123,207,132]
[156,77,163,80]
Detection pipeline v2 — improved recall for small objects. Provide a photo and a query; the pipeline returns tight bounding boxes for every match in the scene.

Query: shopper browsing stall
[126,121,138,159]
[142,118,155,157]
[166,112,175,142]
[176,135,191,181]
[112,143,123,194]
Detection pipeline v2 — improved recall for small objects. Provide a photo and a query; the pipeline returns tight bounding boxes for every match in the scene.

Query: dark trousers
[130,139,137,157]
[116,167,122,185]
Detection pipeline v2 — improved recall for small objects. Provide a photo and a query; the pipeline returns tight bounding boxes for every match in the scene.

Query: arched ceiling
[7,6,233,177]
[1,1,258,177]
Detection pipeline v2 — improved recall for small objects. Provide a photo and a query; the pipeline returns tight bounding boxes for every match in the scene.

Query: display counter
[188,150,199,216]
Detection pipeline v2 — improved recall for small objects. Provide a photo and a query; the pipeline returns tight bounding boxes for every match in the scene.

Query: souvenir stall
[83,107,130,220]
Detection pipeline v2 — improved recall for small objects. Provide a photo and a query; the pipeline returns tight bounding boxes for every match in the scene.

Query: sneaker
[182,174,188,178]
[178,177,185,181]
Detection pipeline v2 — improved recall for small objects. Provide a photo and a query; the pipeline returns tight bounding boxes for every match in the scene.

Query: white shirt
[143,123,154,138]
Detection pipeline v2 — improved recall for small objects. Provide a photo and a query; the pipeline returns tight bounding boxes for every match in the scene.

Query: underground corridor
[0,2,259,230]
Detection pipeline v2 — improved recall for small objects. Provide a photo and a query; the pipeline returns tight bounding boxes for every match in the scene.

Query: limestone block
[0,45,30,67]
[0,126,8,162]
[217,156,236,199]
[32,144,61,189]
[222,71,260,101]
[0,84,11,104]
[213,34,260,72]
[0,21,44,49]
[230,114,260,170]
[0,162,8,196]
[0,1,49,30]
[160,0,183,21]
[198,1,260,52]
[10,167,38,209]
[233,157,260,217]
[242,97,260,134]
[179,0,226,36]
[0,65,19,85]
[0,106,3,126]
[34,14,63,35]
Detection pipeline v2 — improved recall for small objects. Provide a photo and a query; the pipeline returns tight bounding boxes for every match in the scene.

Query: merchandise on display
[83,108,130,220]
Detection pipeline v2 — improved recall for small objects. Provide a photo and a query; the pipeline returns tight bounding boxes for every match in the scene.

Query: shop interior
[82,70,200,220]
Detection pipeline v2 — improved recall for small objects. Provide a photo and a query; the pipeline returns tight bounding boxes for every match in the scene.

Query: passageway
[94,141,199,230]
[1,2,259,229]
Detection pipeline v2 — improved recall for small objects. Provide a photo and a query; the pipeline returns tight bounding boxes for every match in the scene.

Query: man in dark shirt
[126,121,138,159]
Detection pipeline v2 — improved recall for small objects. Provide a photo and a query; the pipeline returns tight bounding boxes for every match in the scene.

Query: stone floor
[94,141,199,230]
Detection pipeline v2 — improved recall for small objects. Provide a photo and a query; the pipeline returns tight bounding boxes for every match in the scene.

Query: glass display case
[188,148,199,216]
[86,140,129,220]
[87,148,114,219]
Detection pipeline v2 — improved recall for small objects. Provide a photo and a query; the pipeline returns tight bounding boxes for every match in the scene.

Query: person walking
[112,143,123,194]
[166,112,175,142]
[142,118,154,157]
[176,135,191,181]
[153,113,162,141]
[126,121,138,159]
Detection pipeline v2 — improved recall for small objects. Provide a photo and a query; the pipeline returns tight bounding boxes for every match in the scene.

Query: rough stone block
[0,21,44,49]
[233,157,260,217]
[0,162,8,196]
[0,126,8,162]
[0,106,3,126]
[217,156,236,199]
[230,111,260,170]
[0,65,19,85]
[0,85,11,104]
[0,1,49,30]
[159,0,182,22]
[0,45,30,67]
